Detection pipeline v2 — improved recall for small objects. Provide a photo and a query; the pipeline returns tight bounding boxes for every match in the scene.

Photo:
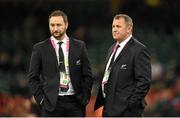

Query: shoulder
[130,37,151,56]
[69,37,85,48]
[131,37,148,50]
[33,39,49,48]
[69,37,84,44]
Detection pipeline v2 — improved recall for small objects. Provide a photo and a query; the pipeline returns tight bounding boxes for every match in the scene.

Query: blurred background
[0,0,180,117]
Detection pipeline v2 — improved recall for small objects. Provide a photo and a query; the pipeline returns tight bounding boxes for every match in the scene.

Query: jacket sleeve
[28,44,43,105]
[128,47,151,108]
[81,42,94,106]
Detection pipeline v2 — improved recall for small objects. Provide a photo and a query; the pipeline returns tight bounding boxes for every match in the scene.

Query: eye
[51,24,55,27]
[57,24,62,27]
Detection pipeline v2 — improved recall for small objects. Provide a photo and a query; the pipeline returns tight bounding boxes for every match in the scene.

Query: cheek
[50,27,54,31]
[117,30,122,36]
[49,29,53,33]
[120,30,126,35]
[62,27,67,31]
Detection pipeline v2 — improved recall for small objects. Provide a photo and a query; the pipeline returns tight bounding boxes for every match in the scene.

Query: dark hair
[49,10,68,24]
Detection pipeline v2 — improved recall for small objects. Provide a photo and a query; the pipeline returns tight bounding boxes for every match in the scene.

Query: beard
[52,30,66,40]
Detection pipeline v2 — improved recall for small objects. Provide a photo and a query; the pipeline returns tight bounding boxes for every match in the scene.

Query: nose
[54,26,58,31]
[113,28,117,32]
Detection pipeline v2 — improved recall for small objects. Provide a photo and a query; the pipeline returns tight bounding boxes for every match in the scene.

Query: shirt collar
[50,34,69,45]
[117,34,132,47]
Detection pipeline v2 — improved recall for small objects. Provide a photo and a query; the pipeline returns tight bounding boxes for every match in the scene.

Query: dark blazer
[95,37,151,116]
[28,38,93,111]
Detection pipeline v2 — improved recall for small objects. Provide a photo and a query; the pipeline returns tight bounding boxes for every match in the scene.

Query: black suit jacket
[95,37,151,116]
[28,38,93,111]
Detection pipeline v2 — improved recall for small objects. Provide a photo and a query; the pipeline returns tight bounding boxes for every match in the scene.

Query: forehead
[49,16,64,23]
[112,18,126,25]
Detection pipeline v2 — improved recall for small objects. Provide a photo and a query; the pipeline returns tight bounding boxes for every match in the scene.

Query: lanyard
[102,43,119,85]
[50,38,70,74]
[50,38,69,54]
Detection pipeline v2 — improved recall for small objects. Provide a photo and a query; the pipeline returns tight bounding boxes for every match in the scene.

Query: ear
[127,25,132,33]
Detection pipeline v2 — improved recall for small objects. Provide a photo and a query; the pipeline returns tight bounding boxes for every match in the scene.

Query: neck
[117,34,132,42]
[124,34,131,39]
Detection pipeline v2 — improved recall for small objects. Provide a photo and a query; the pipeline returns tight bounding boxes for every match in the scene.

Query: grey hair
[114,14,133,28]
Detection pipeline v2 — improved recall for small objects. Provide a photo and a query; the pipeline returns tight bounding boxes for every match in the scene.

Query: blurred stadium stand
[0,0,180,117]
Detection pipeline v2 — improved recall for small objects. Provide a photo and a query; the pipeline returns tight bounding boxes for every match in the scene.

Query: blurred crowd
[0,0,180,117]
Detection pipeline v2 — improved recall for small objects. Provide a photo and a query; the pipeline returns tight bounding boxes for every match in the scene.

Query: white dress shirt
[51,35,75,96]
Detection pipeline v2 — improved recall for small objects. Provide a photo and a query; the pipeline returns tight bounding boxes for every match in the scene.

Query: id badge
[102,69,111,84]
[60,72,69,88]
[65,57,69,67]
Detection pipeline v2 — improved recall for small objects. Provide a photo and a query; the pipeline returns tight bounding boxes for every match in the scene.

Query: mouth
[53,32,60,35]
